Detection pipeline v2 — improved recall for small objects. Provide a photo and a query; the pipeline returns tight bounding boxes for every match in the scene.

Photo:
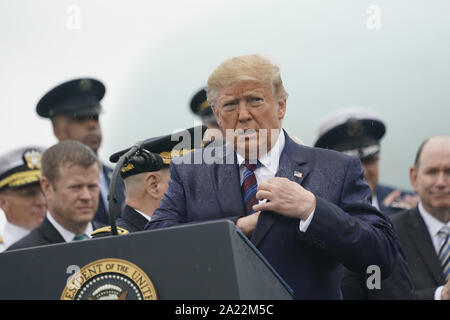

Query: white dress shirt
[47,212,94,242]
[417,202,450,300]
[234,129,315,232]
[0,221,30,252]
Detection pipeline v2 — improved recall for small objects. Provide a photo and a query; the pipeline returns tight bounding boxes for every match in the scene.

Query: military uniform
[190,87,218,127]
[0,146,45,252]
[92,125,207,237]
[116,205,150,232]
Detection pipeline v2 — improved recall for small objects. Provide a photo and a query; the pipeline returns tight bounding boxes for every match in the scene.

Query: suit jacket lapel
[251,135,312,247]
[39,217,65,244]
[210,143,245,217]
[406,208,445,284]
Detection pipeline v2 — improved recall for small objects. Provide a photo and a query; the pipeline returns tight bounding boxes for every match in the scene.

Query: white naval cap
[314,107,386,160]
[0,146,45,191]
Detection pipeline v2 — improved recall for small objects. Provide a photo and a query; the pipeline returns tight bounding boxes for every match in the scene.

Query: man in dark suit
[146,54,400,299]
[391,135,450,300]
[8,141,103,250]
[92,126,207,236]
[36,78,125,225]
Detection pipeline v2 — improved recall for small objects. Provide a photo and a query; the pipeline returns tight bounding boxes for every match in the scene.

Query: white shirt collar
[1,221,30,249]
[418,201,450,238]
[135,209,151,222]
[371,194,380,211]
[46,211,94,242]
[235,129,286,173]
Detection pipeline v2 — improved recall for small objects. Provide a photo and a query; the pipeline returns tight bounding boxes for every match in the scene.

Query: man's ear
[0,192,8,212]
[52,116,66,141]
[409,166,418,193]
[40,176,53,200]
[144,173,160,200]
[277,98,287,120]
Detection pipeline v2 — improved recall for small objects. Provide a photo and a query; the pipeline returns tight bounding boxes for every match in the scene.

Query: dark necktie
[241,160,260,215]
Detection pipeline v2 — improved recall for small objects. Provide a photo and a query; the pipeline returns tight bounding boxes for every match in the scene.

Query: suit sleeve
[145,162,188,230]
[297,156,399,278]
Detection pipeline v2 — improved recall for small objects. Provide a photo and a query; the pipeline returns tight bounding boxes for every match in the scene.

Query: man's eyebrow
[219,96,238,103]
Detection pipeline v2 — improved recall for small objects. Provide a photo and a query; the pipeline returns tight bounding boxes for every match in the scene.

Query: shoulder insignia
[91,226,129,238]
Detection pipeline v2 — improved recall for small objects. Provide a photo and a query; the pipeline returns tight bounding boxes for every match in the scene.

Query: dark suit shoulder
[303,145,362,173]
[116,206,149,232]
[7,227,56,251]
[390,208,414,227]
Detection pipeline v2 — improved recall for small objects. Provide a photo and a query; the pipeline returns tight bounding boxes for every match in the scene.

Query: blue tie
[438,226,450,281]
[241,160,260,215]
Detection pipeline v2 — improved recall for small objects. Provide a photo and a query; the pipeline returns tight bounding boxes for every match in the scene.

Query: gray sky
[1,0,449,196]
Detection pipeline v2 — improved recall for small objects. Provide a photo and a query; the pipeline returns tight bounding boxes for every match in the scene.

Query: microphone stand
[108,141,144,236]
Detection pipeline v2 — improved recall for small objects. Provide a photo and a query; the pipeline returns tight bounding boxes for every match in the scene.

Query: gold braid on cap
[0,170,41,189]
[121,163,135,173]
[159,149,195,164]
[198,101,210,112]
[91,226,130,236]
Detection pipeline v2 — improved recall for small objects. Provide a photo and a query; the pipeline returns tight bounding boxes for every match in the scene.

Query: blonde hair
[206,54,288,106]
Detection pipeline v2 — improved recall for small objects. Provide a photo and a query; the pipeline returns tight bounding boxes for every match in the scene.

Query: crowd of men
[0,54,448,300]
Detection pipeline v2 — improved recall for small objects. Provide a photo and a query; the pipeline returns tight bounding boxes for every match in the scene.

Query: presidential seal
[61,258,157,300]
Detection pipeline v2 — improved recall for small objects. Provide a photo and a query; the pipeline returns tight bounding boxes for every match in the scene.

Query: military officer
[315,107,418,215]
[0,146,47,252]
[91,125,207,237]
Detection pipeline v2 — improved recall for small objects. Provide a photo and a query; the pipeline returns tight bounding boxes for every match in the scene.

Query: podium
[0,220,293,300]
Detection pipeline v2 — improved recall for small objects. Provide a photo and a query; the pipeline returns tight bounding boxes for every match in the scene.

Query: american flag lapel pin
[294,171,303,179]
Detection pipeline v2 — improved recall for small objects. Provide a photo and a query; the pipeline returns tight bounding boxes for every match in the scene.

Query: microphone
[129,149,162,171]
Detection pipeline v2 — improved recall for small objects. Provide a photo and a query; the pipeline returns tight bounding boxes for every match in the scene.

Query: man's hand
[441,279,450,300]
[253,177,316,220]
[236,211,261,237]
[383,189,419,209]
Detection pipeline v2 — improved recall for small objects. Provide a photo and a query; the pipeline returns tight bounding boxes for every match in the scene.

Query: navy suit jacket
[146,133,399,299]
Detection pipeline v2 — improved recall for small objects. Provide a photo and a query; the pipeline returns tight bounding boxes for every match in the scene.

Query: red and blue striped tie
[241,160,260,215]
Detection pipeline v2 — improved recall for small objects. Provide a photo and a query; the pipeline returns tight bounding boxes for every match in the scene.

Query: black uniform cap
[189,88,218,126]
[314,108,386,161]
[36,78,105,118]
[110,125,207,179]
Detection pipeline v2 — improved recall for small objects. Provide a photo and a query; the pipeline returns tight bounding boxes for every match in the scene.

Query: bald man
[391,135,450,300]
